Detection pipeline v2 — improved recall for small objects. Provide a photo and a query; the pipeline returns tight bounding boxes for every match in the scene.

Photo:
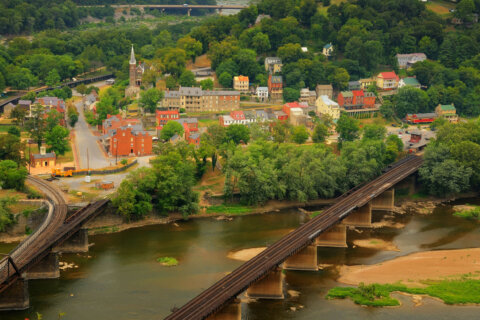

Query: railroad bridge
[0,177,109,310]
[80,4,248,16]
[166,155,423,320]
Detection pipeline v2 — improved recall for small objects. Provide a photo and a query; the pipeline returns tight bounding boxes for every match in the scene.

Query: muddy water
[1,198,480,320]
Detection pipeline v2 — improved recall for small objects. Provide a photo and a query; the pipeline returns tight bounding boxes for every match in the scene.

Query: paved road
[74,101,111,169]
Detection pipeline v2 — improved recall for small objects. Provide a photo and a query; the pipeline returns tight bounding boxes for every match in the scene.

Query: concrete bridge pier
[343,203,372,227]
[315,224,348,248]
[26,253,60,280]
[206,300,241,320]
[371,188,395,211]
[246,267,284,299]
[0,277,29,310]
[283,245,318,271]
[54,228,89,253]
[187,8,192,16]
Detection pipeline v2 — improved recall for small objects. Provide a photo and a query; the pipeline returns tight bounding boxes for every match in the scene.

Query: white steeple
[129,45,136,65]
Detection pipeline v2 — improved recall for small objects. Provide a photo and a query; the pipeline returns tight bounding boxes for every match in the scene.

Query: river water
[1,198,480,320]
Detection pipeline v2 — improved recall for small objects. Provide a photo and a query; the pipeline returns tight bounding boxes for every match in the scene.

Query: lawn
[327,276,480,306]
[198,118,218,127]
[206,204,252,215]
[427,0,455,15]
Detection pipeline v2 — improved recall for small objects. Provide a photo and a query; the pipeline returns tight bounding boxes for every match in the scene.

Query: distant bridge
[80,4,248,15]
[166,155,423,320]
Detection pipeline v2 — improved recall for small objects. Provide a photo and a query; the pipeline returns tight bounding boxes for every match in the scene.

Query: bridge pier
[283,245,318,271]
[206,300,241,320]
[315,224,348,248]
[187,8,192,16]
[371,188,395,211]
[26,253,60,280]
[343,203,372,227]
[246,267,284,299]
[54,228,89,253]
[0,278,29,310]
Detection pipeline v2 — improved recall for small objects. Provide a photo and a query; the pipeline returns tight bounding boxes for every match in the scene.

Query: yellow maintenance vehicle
[51,168,74,177]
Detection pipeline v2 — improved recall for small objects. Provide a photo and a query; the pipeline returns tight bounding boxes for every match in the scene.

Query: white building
[396,53,427,69]
[316,95,340,120]
[256,87,269,102]
[323,43,334,57]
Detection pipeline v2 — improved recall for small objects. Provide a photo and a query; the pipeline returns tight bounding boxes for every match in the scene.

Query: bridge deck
[166,156,423,320]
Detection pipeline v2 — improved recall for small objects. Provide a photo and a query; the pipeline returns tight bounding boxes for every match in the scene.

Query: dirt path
[338,248,480,286]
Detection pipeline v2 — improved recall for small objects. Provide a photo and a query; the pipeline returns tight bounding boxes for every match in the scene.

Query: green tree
[25,104,47,149]
[0,160,28,190]
[45,125,70,155]
[7,126,20,137]
[0,196,16,232]
[394,86,429,118]
[225,124,250,145]
[456,0,475,23]
[277,43,303,63]
[45,68,60,86]
[177,36,203,62]
[139,88,163,113]
[363,124,386,140]
[337,113,359,146]
[199,79,214,90]
[272,120,292,143]
[283,88,300,102]
[218,71,233,88]
[178,70,196,87]
[46,110,63,131]
[0,134,25,165]
[312,123,329,143]
[251,32,271,54]
[291,125,309,144]
[160,121,184,141]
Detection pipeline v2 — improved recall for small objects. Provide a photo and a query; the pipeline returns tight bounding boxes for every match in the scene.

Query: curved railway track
[166,156,423,320]
[0,176,67,292]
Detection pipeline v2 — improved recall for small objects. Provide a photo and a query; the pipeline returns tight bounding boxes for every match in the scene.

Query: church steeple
[130,45,136,65]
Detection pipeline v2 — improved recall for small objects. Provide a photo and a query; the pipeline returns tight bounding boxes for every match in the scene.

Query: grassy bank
[327,276,480,306]
[157,256,178,266]
[205,204,252,215]
[454,205,480,220]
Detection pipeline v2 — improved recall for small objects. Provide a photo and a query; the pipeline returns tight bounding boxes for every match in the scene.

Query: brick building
[30,147,56,168]
[156,110,180,126]
[106,125,153,157]
[268,75,283,101]
[102,114,141,135]
[161,87,240,112]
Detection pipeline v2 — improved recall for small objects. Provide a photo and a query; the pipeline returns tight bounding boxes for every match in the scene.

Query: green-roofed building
[435,104,458,123]
[399,77,421,89]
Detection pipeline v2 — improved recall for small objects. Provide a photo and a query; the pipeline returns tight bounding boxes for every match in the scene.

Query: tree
[199,79,214,90]
[456,0,475,23]
[225,124,250,145]
[139,88,163,113]
[336,113,359,146]
[7,126,20,137]
[272,120,292,143]
[0,196,16,232]
[380,100,395,119]
[177,36,202,62]
[283,87,300,102]
[300,0,317,26]
[277,43,303,63]
[45,125,70,155]
[218,71,233,88]
[363,124,386,140]
[178,70,196,87]
[252,32,271,54]
[46,110,63,131]
[292,125,309,144]
[312,123,329,143]
[25,104,47,149]
[329,67,350,90]
[10,108,27,127]
[394,86,429,118]
[45,68,60,86]
[160,121,184,141]
[0,134,25,165]
[76,84,88,96]
[0,160,28,190]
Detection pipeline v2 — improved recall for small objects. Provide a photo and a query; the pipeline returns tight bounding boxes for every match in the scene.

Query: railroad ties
[172,156,422,320]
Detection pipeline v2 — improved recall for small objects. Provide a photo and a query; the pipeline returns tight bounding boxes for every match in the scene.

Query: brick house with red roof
[282,102,308,117]
[102,114,141,135]
[156,110,180,126]
[107,126,152,156]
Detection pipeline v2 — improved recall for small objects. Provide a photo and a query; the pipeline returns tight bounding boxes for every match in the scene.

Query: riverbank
[338,248,480,286]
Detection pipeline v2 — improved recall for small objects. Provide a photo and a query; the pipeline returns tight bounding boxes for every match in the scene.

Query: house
[268,75,283,101]
[156,110,180,126]
[300,88,317,106]
[316,95,340,120]
[106,125,152,156]
[127,105,140,118]
[399,77,421,89]
[273,110,288,121]
[102,114,141,135]
[30,147,56,168]
[337,90,376,116]
[323,43,334,57]
[233,75,249,92]
[405,130,436,153]
[3,103,14,118]
[255,110,269,122]
[33,96,66,126]
[264,57,283,74]
[348,81,361,91]
[256,87,269,102]
[176,118,200,145]
[359,78,376,90]
[17,100,32,113]
[396,53,427,69]
[376,72,399,90]
[289,108,306,126]
[301,47,308,53]
[84,92,98,108]
[192,67,214,82]
[283,102,308,117]
[220,110,256,127]
[435,104,458,123]
[405,113,437,124]
[316,84,333,99]
[161,87,240,112]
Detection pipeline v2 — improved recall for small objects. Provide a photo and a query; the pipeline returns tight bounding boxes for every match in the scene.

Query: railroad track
[166,156,423,320]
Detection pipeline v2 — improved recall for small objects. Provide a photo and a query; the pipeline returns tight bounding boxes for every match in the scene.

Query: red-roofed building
[282,102,307,116]
[156,110,180,126]
[108,127,152,156]
[102,114,141,135]
[337,90,376,110]
[376,72,399,90]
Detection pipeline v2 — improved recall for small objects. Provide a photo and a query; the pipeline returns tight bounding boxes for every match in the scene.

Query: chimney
[40,146,46,155]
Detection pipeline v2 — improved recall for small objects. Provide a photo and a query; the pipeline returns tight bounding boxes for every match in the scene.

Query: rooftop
[401,77,421,86]
[319,95,339,106]
[439,104,456,111]
[378,71,398,79]
[270,75,283,84]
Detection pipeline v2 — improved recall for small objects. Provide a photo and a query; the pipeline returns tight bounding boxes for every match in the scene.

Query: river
[1,198,480,319]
